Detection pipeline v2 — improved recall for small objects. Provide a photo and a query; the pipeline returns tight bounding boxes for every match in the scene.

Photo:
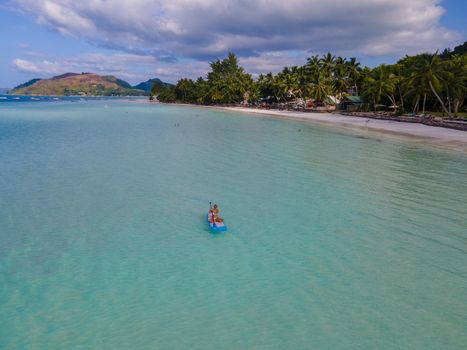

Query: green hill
[10,73,145,96]
[133,78,173,94]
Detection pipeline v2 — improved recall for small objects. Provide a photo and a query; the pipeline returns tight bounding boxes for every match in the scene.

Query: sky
[0,0,465,87]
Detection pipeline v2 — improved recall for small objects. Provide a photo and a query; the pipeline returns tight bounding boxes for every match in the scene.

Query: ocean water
[0,100,466,349]
[0,93,144,103]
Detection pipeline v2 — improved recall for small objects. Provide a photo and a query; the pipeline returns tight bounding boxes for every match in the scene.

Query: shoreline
[208,106,467,153]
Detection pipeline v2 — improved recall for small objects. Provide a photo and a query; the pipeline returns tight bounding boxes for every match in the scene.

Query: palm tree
[333,63,349,98]
[442,54,467,115]
[346,57,361,95]
[256,73,277,102]
[320,52,336,79]
[411,53,452,117]
[273,68,300,103]
[390,63,407,113]
[195,77,210,104]
[305,55,321,82]
[311,73,332,104]
[362,65,398,111]
[405,78,429,114]
[399,56,428,114]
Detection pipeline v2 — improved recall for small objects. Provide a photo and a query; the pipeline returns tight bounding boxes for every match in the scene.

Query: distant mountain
[0,88,10,94]
[133,78,173,94]
[10,73,145,96]
[13,78,42,90]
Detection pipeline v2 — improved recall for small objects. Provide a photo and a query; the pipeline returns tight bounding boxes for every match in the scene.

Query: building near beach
[339,95,365,111]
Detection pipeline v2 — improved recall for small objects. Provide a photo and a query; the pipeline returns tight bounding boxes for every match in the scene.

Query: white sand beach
[215,106,467,153]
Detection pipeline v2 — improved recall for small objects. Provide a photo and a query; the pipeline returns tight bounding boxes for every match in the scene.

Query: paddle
[209,201,216,227]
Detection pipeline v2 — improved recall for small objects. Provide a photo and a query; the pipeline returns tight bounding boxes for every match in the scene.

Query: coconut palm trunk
[422,93,426,115]
[398,86,404,112]
[447,92,451,114]
[453,99,461,116]
[428,81,452,117]
[413,96,419,114]
[385,94,397,113]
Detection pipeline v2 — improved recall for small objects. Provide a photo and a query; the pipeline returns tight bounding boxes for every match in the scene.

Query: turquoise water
[0,94,142,103]
[1,100,466,349]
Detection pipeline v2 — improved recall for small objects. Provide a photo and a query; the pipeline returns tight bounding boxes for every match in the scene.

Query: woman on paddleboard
[209,204,224,223]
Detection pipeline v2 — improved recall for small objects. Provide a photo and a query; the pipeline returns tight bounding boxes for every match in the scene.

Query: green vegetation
[150,53,254,103]
[12,78,42,90]
[439,42,467,59]
[135,78,173,94]
[153,42,467,117]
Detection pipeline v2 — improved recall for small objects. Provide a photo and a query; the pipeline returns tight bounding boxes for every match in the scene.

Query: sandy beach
[213,106,467,153]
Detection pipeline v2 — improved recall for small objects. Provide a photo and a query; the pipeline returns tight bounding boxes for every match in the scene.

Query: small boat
[206,213,227,232]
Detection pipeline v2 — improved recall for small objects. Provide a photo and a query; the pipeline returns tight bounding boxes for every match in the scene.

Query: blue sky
[0,0,465,87]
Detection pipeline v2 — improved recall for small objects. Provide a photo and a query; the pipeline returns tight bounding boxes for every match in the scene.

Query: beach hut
[339,95,365,112]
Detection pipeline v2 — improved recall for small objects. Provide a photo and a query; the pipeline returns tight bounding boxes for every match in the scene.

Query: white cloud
[12,0,462,59]
[10,0,464,83]
[13,59,45,74]
[11,51,309,83]
[12,53,158,82]
[239,52,306,77]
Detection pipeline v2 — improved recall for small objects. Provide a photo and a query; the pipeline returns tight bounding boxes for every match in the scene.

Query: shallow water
[1,100,466,349]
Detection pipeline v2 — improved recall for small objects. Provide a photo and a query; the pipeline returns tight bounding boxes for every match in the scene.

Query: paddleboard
[206,213,227,232]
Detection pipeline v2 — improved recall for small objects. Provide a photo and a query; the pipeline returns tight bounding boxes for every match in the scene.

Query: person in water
[209,204,224,223]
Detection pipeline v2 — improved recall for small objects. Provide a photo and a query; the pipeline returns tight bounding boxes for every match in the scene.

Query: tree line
[150,42,466,117]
